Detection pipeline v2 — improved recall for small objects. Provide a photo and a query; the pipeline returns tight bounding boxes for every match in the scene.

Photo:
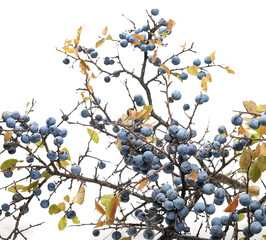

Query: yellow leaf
[225,66,235,74]
[148,39,155,45]
[238,125,250,137]
[60,147,71,160]
[72,216,80,224]
[187,65,198,76]
[138,105,153,121]
[87,128,99,144]
[188,169,198,181]
[131,41,140,46]
[95,200,106,215]
[121,237,132,240]
[96,39,105,48]
[4,132,13,142]
[87,85,93,91]
[64,195,70,202]
[201,75,212,92]
[155,39,162,45]
[133,34,145,41]
[79,60,90,75]
[62,46,78,55]
[160,64,171,79]
[106,195,119,222]
[210,51,216,62]
[138,179,149,190]
[58,216,67,231]
[101,194,115,208]
[248,185,260,196]
[102,26,108,36]
[72,184,85,205]
[224,195,239,212]
[257,104,266,113]
[57,160,69,167]
[58,202,66,211]
[74,26,83,46]
[167,19,176,31]
[128,109,138,121]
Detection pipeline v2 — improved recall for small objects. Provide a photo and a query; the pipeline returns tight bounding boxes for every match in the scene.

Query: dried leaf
[58,202,66,211]
[138,179,149,190]
[95,200,106,215]
[258,126,266,137]
[72,184,85,205]
[87,128,99,144]
[201,75,212,92]
[252,144,261,159]
[224,195,239,212]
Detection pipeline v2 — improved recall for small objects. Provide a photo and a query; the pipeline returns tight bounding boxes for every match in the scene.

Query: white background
[0,0,266,239]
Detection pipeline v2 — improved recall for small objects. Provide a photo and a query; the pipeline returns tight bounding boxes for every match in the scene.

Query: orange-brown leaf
[4,132,13,142]
[79,60,90,75]
[148,39,155,45]
[133,34,145,41]
[102,26,108,36]
[95,200,106,215]
[105,195,119,221]
[138,179,149,190]
[96,220,105,227]
[160,64,171,79]
[253,144,261,159]
[152,50,157,63]
[238,125,250,137]
[131,41,140,46]
[258,126,266,137]
[188,169,198,181]
[74,26,83,46]
[224,195,239,212]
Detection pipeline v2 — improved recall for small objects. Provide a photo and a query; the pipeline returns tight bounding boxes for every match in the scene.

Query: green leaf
[1,159,23,170]
[58,216,67,231]
[171,72,182,82]
[239,148,251,171]
[49,204,63,215]
[72,216,80,224]
[106,34,112,40]
[237,213,245,222]
[262,235,266,239]
[257,154,266,172]
[87,128,99,143]
[249,163,261,183]
[34,140,45,148]
[41,171,51,179]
